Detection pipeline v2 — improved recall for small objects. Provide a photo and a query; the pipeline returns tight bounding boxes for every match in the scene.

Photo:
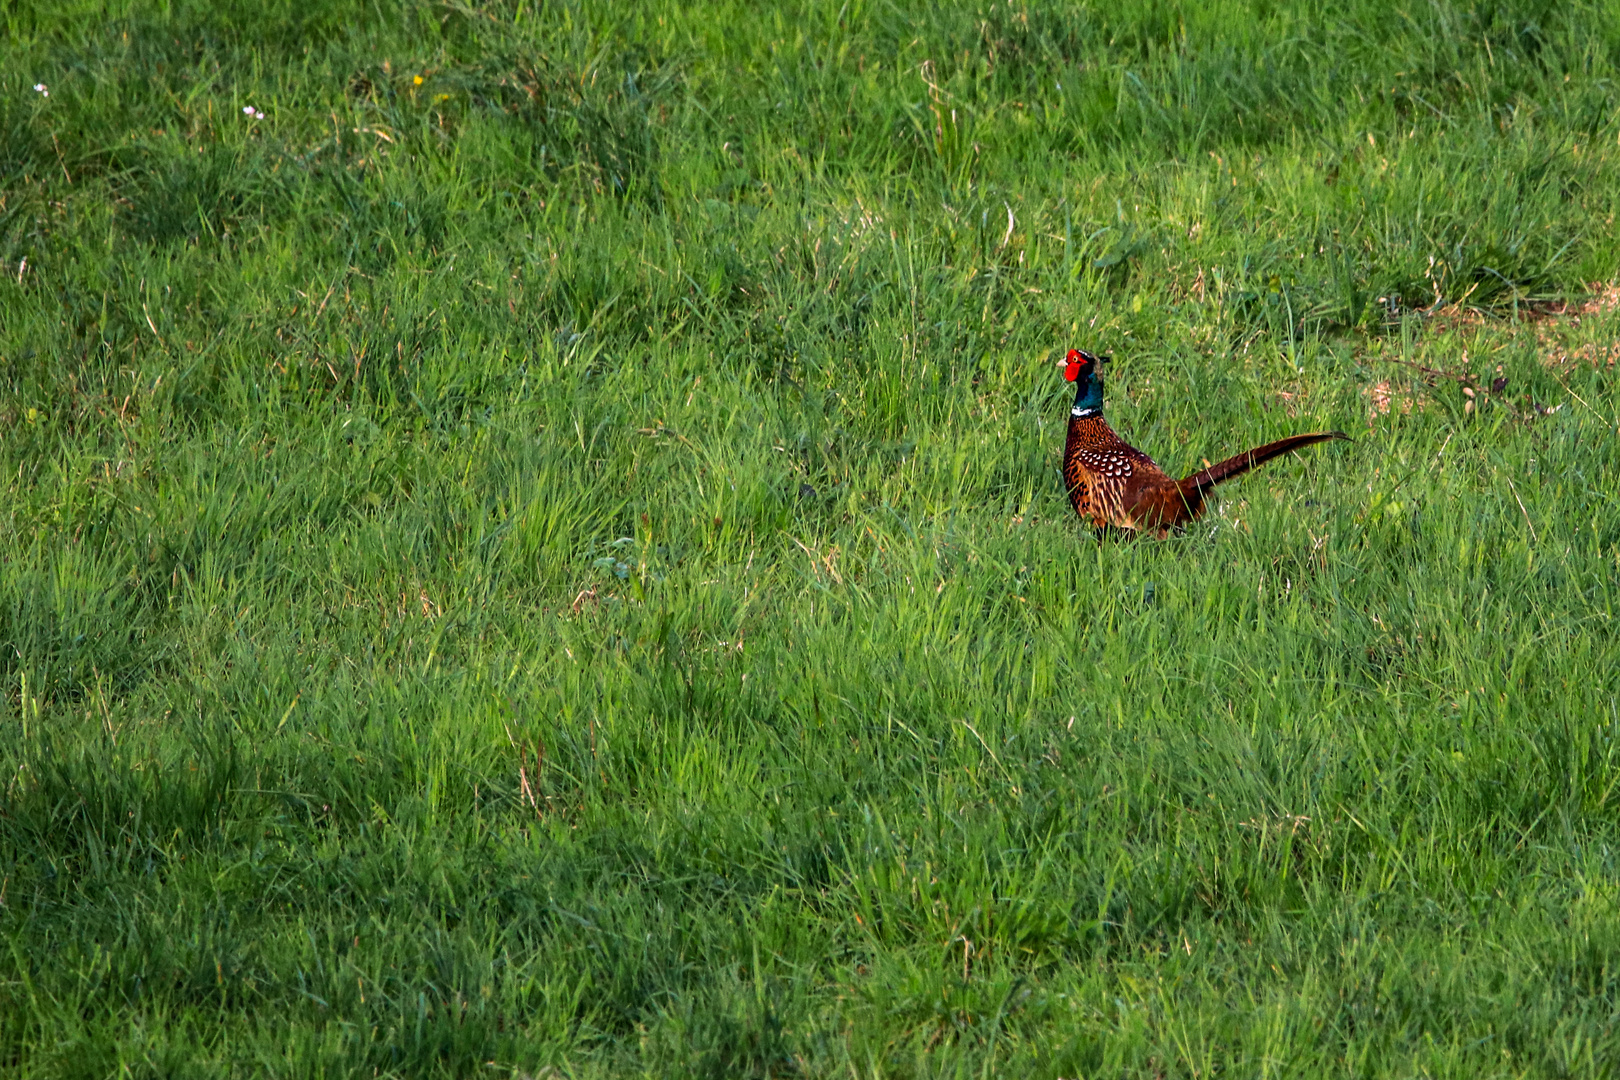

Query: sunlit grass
[3,0,1620,1076]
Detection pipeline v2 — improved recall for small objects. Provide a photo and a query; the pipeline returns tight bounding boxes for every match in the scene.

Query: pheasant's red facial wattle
[1064,349,1084,382]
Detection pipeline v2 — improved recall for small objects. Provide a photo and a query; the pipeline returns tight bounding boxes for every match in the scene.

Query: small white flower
[243,105,255,115]
[254,109,265,119]
[33,83,48,96]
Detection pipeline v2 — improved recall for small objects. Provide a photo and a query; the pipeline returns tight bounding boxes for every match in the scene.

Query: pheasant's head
[1063,348,1105,417]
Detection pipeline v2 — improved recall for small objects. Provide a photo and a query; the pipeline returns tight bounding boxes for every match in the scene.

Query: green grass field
[5,0,1620,1075]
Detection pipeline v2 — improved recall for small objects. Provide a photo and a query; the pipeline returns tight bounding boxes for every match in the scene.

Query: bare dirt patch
[1363,281,1619,421]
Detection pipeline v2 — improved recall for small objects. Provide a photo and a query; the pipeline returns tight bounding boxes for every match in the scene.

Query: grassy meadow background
[4,0,1620,1074]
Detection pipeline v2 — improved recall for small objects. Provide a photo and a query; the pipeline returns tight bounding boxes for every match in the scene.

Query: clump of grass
[3,0,1620,1076]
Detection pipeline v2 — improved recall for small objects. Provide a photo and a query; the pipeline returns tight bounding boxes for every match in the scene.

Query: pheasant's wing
[1066,431,1173,529]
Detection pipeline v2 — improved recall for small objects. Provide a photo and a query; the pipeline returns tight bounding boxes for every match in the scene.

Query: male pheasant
[1060,349,1347,535]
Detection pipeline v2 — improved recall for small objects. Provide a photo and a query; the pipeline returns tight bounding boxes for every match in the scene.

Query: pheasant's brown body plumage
[1058,349,1347,535]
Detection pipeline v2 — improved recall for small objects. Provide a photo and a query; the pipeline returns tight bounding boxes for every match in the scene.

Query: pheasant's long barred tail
[1183,432,1351,494]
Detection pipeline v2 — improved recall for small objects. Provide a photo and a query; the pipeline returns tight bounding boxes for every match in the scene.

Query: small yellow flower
[437,93,450,102]
[413,75,424,85]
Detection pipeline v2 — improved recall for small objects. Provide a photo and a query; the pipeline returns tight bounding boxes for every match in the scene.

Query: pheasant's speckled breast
[1063,414,1184,530]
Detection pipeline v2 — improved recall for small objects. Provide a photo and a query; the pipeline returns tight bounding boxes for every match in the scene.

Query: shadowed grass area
[3,0,1620,1075]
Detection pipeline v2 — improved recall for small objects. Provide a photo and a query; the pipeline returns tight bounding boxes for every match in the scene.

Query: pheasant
[1060,349,1348,535]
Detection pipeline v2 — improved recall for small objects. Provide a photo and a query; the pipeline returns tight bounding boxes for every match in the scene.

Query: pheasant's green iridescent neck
[1070,368,1104,418]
